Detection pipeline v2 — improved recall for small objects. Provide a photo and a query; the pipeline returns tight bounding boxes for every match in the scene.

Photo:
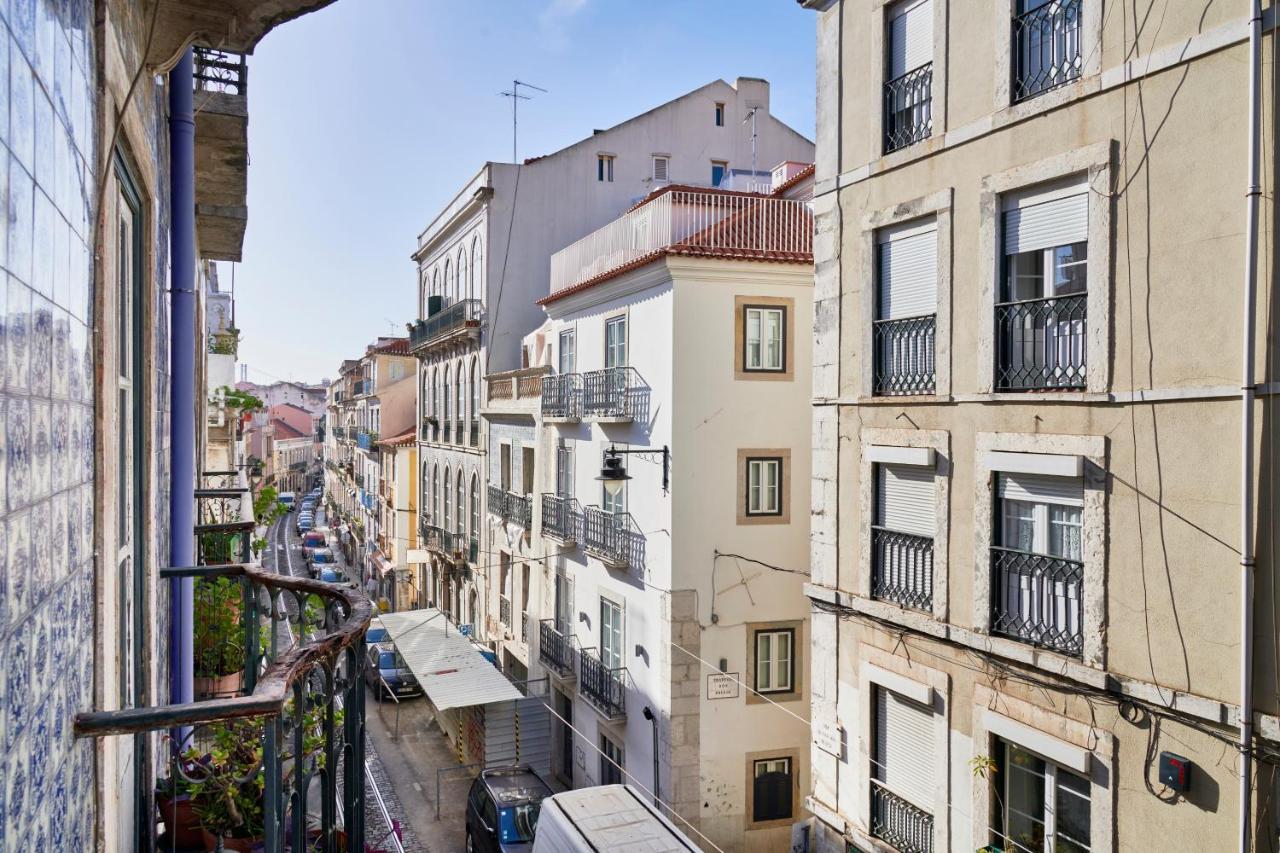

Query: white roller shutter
[887,0,933,79]
[998,472,1084,507]
[1003,179,1088,255]
[877,221,937,321]
[877,463,935,536]
[874,686,935,810]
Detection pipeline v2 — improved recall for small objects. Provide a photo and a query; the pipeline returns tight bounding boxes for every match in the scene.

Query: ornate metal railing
[1013,0,1083,102]
[499,595,513,628]
[871,780,934,853]
[409,299,482,350]
[488,485,532,530]
[581,367,649,421]
[871,527,934,612]
[539,619,576,678]
[542,373,583,419]
[994,293,1087,390]
[541,494,582,543]
[873,314,936,395]
[582,507,645,570]
[193,46,247,97]
[990,546,1084,656]
[75,562,370,852]
[579,648,626,719]
[883,64,932,153]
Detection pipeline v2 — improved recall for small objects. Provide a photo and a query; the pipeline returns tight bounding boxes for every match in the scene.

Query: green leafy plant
[209,328,241,355]
[221,386,264,413]
[194,577,245,679]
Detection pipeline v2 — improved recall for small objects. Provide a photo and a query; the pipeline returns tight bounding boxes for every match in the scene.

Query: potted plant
[186,718,267,851]
[193,576,245,700]
[156,762,205,849]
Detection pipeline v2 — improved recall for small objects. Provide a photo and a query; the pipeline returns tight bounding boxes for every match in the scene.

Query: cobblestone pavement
[264,511,432,852]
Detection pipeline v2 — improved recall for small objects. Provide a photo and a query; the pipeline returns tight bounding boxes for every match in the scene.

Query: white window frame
[652,154,670,182]
[558,328,576,374]
[755,627,794,693]
[746,456,783,517]
[993,736,1092,853]
[714,102,725,126]
[744,306,786,372]
[599,595,624,670]
[993,0,1103,120]
[604,315,627,369]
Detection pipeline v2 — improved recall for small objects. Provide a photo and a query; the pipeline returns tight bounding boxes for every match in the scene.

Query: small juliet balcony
[581,367,650,422]
[538,619,576,679]
[193,47,249,262]
[499,595,513,630]
[582,507,645,571]
[541,494,582,545]
[871,779,934,853]
[420,520,469,561]
[541,373,583,421]
[578,647,626,720]
[408,299,482,355]
[488,484,532,531]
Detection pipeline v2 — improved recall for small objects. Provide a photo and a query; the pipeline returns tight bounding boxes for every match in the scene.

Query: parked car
[278,492,296,512]
[308,548,336,575]
[363,644,422,701]
[365,616,389,646]
[300,499,317,514]
[300,530,327,557]
[296,514,314,534]
[318,568,348,586]
[466,766,553,852]
[531,785,697,852]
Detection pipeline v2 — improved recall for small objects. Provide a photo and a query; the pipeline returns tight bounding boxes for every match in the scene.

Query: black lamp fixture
[597,445,670,495]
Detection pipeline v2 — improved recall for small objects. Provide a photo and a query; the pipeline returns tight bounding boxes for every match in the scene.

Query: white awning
[378,608,524,711]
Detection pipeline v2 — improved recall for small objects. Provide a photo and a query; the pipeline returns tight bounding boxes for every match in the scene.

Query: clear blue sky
[229,0,817,385]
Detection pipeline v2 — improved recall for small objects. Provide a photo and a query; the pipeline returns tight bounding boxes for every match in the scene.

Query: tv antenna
[742,106,759,180]
[499,79,548,164]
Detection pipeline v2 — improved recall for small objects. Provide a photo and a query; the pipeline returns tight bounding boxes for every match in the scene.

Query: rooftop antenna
[742,106,759,183]
[498,79,548,163]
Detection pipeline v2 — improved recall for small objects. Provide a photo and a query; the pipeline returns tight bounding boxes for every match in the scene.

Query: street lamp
[596,445,669,495]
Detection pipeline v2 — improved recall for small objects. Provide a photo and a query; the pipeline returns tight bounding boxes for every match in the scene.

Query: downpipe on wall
[1239,2,1262,850]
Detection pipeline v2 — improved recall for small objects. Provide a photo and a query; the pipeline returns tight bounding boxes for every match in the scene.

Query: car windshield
[499,803,541,843]
[366,627,388,644]
[378,650,405,669]
[312,553,331,563]
[321,570,339,582]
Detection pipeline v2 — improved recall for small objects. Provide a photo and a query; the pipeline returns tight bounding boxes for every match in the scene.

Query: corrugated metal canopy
[378,609,524,711]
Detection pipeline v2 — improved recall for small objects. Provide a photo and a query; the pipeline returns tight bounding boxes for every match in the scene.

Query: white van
[531,785,700,852]
[278,492,296,511]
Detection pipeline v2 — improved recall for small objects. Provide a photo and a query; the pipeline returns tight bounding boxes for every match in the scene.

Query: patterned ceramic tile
[49,401,66,492]
[31,186,53,299]
[32,0,56,92]
[0,394,6,517]
[5,276,29,392]
[10,0,35,65]
[4,735,27,839]
[4,619,29,750]
[0,498,6,638]
[29,294,49,397]
[50,212,67,316]
[28,500,49,609]
[49,312,66,401]
[29,398,48,502]
[65,316,83,401]
[5,396,29,510]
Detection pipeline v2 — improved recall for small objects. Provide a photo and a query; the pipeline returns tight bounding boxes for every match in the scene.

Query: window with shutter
[871,687,936,850]
[875,220,937,395]
[886,0,932,77]
[652,156,669,182]
[872,463,935,611]
[752,757,793,822]
[884,0,933,153]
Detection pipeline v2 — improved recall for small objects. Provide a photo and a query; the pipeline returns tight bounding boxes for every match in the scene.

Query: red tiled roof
[368,338,410,356]
[270,419,307,440]
[772,163,815,196]
[378,429,417,448]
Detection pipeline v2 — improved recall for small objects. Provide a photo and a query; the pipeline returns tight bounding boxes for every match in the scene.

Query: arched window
[456,469,465,536]
[470,473,480,544]
[443,259,453,306]
[457,249,468,303]
[471,237,483,302]
[442,366,451,434]
[420,270,429,317]
[470,358,480,442]
[432,465,440,523]
[443,464,452,532]
[455,362,465,437]
[431,269,440,301]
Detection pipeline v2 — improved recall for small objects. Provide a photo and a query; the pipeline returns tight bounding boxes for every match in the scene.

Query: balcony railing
[409,299,482,351]
[352,379,370,397]
[1013,0,1083,102]
[193,46,247,97]
[500,595,513,628]
[582,367,650,421]
[542,373,583,420]
[420,419,439,443]
[539,619,576,678]
[550,189,813,294]
[356,429,379,450]
[990,546,1084,656]
[579,648,626,720]
[873,315,936,395]
[883,64,933,154]
[994,292,1086,390]
[74,558,368,845]
[871,527,934,612]
[582,507,645,570]
[489,484,533,530]
[871,780,934,853]
[541,494,582,543]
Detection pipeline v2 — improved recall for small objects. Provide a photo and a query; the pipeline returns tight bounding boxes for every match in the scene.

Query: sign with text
[814,721,844,758]
[707,673,740,700]
[406,549,431,564]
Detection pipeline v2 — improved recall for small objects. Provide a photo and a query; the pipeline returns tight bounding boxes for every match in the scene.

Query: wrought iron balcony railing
[488,484,532,530]
[541,494,582,543]
[871,527,934,612]
[871,780,934,853]
[409,299,482,351]
[420,419,439,443]
[990,546,1084,656]
[193,46,247,97]
[542,373,583,420]
[581,367,650,421]
[352,379,370,397]
[582,507,645,570]
[539,619,576,678]
[75,558,370,852]
[499,595,513,628]
[579,648,626,720]
[873,314,936,395]
[1013,0,1083,102]
[884,64,932,154]
[994,292,1086,390]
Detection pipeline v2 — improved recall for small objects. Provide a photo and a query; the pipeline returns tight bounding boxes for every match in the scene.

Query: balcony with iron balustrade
[192,46,250,262]
[488,483,532,531]
[582,506,645,571]
[871,780,934,853]
[538,619,576,679]
[581,367,650,422]
[541,373,583,422]
[990,545,1084,657]
[871,527,934,612]
[408,299,483,355]
[541,493,582,545]
[578,647,626,720]
[499,595,513,630]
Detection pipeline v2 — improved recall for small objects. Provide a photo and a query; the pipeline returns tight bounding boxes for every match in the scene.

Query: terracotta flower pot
[193,670,245,700]
[156,793,203,849]
[200,828,264,852]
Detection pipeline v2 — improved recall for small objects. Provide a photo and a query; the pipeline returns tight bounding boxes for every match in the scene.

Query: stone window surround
[976,141,1114,395]
[734,294,796,381]
[744,745,803,830]
[868,0,951,167]
[993,0,1105,121]
[851,644,952,853]
[737,447,793,525]
[858,188,954,400]
[745,618,805,705]
[857,427,951,622]
[970,683,1115,853]
[972,430,1108,669]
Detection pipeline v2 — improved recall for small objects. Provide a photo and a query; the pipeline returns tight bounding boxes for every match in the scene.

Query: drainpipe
[169,48,196,708]
[1238,2,1262,849]
[643,705,659,807]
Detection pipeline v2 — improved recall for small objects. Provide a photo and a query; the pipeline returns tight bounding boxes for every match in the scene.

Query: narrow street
[263,509,471,853]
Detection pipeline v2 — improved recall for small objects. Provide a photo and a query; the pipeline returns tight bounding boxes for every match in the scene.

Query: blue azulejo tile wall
[0,0,97,849]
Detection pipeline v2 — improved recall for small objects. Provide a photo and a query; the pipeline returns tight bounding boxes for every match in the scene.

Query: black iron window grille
[1013,0,1083,102]
[994,292,1086,390]
[990,545,1084,656]
[193,46,247,96]
[883,64,933,154]
[873,314,936,395]
[871,780,935,853]
[579,648,626,719]
[871,527,934,612]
